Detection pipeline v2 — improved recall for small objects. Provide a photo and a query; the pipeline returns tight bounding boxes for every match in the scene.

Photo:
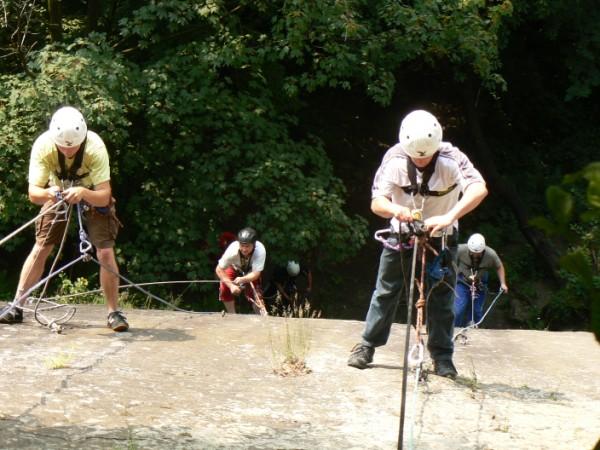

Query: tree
[531,162,600,339]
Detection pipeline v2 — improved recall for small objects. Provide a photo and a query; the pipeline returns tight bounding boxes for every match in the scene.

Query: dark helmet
[237,227,257,245]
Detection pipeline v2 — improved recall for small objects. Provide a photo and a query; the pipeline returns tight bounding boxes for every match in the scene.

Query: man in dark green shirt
[454,233,508,327]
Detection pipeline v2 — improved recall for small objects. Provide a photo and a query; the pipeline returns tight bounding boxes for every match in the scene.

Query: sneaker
[347,344,375,369]
[0,305,23,324]
[107,311,129,332]
[433,359,458,379]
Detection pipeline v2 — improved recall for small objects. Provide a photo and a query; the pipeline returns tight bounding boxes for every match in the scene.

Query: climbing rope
[0,197,77,331]
[0,200,223,330]
[0,199,67,247]
[32,196,77,331]
[247,280,268,316]
[453,287,505,344]
[39,279,221,303]
[374,216,456,450]
[407,244,427,371]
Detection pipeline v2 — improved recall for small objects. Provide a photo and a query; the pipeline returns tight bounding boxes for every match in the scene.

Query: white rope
[407,366,422,450]
[0,254,87,321]
[453,288,505,342]
[0,199,67,247]
[39,279,221,302]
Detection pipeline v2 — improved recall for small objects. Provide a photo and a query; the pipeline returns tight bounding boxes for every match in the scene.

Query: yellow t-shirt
[28,130,111,189]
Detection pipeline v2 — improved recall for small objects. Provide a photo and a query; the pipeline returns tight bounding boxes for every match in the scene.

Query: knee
[96,247,116,265]
[32,243,53,258]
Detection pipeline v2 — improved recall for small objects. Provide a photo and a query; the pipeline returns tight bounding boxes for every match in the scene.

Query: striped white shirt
[372,142,485,235]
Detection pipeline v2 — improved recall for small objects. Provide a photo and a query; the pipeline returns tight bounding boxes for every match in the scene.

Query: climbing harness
[401,153,457,198]
[54,139,89,183]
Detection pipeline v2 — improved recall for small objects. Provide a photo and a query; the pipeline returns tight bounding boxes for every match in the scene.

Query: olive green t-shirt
[28,130,110,189]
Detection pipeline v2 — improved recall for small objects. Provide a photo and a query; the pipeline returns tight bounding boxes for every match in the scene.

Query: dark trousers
[361,241,457,361]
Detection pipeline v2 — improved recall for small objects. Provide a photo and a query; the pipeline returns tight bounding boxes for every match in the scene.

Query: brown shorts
[35,200,121,249]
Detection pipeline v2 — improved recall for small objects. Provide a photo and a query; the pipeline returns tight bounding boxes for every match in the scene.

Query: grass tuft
[269,296,321,377]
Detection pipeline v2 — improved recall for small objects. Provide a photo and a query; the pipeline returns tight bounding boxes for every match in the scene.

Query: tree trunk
[461,78,561,280]
[47,0,62,42]
[87,0,102,32]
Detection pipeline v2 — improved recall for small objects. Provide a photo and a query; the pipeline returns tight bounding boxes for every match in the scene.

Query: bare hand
[230,283,241,296]
[501,284,508,293]
[424,213,454,235]
[47,186,62,202]
[62,187,85,204]
[392,205,413,222]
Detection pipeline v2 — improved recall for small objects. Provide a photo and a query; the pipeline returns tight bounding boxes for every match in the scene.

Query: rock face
[0,304,598,450]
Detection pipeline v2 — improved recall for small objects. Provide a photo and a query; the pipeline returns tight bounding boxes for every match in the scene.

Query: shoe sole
[110,323,129,332]
[347,360,371,370]
[0,317,23,325]
[434,371,457,380]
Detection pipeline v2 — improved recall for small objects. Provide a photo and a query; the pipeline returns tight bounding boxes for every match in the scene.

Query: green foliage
[265,0,512,104]
[56,273,102,304]
[0,1,47,73]
[508,0,600,100]
[531,162,600,338]
[0,37,141,249]
[1,3,371,295]
[0,0,597,325]
[528,185,573,237]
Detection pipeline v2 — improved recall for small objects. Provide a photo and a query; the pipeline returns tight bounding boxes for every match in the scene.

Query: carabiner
[407,342,424,368]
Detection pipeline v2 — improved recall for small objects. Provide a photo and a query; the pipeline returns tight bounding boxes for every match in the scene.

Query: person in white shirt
[215,227,266,314]
[347,110,488,379]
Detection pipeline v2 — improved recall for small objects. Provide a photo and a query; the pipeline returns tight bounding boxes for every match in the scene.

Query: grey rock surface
[0,304,598,449]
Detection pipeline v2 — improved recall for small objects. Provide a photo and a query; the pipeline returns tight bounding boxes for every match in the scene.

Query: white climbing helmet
[286,261,300,277]
[467,233,486,253]
[49,106,87,148]
[398,110,442,158]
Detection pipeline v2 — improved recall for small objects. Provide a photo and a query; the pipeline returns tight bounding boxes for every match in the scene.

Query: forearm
[216,266,235,287]
[371,196,412,221]
[446,182,488,222]
[28,184,58,205]
[238,271,261,284]
[497,264,507,286]
[37,180,112,207]
[78,187,111,207]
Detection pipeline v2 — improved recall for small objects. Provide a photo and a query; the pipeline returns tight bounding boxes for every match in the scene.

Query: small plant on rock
[269,298,321,377]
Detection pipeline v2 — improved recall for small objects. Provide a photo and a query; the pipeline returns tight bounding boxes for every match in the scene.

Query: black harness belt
[401,151,457,197]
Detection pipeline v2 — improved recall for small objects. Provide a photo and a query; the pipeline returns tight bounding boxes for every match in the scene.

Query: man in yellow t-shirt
[0,106,128,331]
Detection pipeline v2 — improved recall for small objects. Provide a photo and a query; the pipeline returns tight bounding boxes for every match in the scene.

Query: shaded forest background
[0,0,597,335]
